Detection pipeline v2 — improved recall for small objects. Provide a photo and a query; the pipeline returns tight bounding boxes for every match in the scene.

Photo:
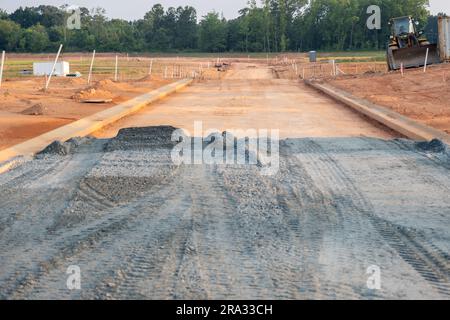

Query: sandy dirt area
[0,76,172,150]
[94,63,396,140]
[329,63,450,134]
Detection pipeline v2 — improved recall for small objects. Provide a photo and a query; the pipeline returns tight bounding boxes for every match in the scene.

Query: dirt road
[0,64,449,300]
[94,63,395,139]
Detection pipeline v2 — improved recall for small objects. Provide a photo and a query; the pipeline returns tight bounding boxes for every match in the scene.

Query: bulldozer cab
[390,16,420,49]
[391,17,416,37]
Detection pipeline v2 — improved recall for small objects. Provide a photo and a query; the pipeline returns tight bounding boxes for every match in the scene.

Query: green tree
[0,1,435,53]
[0,19,22,51]
[0,9,8,20]
[22,24,49,52]
[142,4,172,50]
[174,6,198,50]
[36,5,65,28]
[199,12,227,52]
[10,7,40,28]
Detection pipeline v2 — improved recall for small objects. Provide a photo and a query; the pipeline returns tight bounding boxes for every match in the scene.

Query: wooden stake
[148,59,153,76]
[45,44,63,91]
[87,49,96,85]
[114,55,118,81]
[424,48,429,73]
[0,51,5,88]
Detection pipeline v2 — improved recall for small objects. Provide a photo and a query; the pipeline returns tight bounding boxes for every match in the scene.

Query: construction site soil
[0,77,172,150]
[329,63,450,134]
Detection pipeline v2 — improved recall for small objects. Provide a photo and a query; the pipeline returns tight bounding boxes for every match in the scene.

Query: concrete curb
[0,78,193,164]
[305,80,450,144]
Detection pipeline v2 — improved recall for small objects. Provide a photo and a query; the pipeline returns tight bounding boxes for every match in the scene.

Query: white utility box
[33,61,70,76]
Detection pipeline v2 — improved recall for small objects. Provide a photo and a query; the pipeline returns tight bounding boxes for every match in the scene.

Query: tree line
[0,1,442,53]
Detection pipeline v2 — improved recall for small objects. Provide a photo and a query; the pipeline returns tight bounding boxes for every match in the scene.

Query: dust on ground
[0,126,449,299]
[328,63,450,134]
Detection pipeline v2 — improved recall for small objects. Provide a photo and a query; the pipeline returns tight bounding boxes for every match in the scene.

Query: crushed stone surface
[0,126,449,299]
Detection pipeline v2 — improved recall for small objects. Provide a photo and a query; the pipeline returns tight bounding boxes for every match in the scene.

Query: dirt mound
[71,79,133,101]
[94,79,123,91]
[72,88,114,102]
[20,103,47,116]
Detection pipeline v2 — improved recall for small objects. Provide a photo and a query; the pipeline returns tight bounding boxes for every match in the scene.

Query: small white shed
[33,61,70,76]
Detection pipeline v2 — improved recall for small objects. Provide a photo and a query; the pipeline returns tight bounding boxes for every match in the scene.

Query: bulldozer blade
[389,44,440,70]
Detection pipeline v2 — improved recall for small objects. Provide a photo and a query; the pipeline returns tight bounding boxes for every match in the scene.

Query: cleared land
[0,77,173,150]
[329,63,450,134]
[94,63,395,139]
[0,62,449,299]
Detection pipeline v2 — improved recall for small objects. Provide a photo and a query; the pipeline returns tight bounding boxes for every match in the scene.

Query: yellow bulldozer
[386,16,440,70]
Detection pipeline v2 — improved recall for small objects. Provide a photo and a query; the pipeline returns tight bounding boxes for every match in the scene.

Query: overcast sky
[0,0,449,20]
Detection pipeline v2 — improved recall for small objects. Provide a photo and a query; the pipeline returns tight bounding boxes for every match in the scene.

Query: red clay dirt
[0,76,172,150]
[329,63,450,134]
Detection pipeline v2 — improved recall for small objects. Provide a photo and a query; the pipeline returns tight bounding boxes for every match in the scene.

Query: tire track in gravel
[165,165,240,299]
[268,140,378,299]
[82,164,257,300]
[1,127,448,299]
[0,140,107,236]
[17,170,184,299]
[1,144,183,298]
[0,141,105,246]
[216,162,324,299]
[16,164,244,300]
[78,167,201,300]
[0,157,63,189]
[0,140,109,298]
[296,139,450,298]
[0,157,75,233]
